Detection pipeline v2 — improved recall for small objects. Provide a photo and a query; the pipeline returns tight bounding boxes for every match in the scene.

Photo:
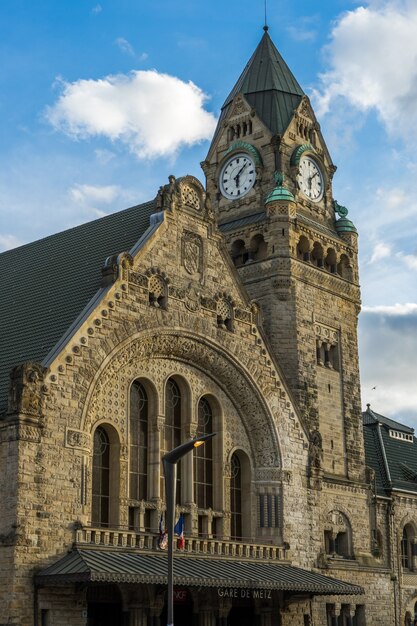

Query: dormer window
[389,429,413,442]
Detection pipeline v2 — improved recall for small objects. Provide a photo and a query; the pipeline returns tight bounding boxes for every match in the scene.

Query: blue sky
[1,0,417,425]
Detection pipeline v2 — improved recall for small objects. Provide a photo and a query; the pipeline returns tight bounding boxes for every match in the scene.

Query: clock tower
[202,27,364,481]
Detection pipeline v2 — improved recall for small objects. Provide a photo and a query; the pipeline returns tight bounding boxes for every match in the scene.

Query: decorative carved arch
[81,331,282,468]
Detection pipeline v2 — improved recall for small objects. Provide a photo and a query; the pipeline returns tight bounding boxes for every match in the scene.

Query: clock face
[219,153,256,200]
[297,156,324,202]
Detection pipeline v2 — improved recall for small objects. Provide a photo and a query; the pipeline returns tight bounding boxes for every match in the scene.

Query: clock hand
[234,161,249,183]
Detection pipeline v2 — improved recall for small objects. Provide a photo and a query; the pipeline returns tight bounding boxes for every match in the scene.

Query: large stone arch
[81,330,282,468]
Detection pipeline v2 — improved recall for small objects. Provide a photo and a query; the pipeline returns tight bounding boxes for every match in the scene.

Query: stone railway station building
[1,28,417,626]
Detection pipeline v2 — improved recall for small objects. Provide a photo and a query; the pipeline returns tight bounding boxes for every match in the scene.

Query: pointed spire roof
[221,29,304,136]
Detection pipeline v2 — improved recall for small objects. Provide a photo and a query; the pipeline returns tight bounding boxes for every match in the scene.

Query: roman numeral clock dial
[219,153,256,200]
[296,156,324,202]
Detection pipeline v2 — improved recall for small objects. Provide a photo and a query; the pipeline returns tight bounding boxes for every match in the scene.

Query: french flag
[174,514,185,550]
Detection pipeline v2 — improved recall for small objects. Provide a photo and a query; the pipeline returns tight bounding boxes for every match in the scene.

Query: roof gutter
[377,423,392,487]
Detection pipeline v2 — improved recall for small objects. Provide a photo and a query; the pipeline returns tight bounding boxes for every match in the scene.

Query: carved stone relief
[182,231,203,276]
[66,428,90,450]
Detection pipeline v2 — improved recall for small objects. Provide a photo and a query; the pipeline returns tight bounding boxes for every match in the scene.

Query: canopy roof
[36,548,363,596]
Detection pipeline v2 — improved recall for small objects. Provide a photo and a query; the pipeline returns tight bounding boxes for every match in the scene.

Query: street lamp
[162,433,216,626]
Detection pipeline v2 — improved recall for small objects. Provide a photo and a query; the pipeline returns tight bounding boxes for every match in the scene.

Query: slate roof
[215,30,304,140]
[35,548,363,595]
[219,211,266,233]
[362,405,417,496]
[0,199,157,414]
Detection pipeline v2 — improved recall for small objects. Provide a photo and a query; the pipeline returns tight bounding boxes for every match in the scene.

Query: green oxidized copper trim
[333,199,349,218]
[333,200,357,233]
[290,143,315,166]
[265,171,295,204]
[335,217,357,234]
[224,141,263,166]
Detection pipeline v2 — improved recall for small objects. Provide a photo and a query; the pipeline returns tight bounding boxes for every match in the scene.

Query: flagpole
[164,461,176,626]
[162,433,216,626]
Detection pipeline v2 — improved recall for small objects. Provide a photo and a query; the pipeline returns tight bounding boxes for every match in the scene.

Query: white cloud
[359,307,417,426]
[362,302,417,315]
[115,37,135,57]
[0,234,24,252]
[397,251,417,270]
[313,2,417,141]
[69,184,122,206]
[45,70,217,159]
[369,242,391,264]
[91,4,102,15]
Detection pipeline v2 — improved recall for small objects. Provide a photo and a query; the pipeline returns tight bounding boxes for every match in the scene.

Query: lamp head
[163,433,216,465]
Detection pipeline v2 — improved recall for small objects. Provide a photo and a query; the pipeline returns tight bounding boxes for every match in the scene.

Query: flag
[174,514,185,550]
[158,514,168,550]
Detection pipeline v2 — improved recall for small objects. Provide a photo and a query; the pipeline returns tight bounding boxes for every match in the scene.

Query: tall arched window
[130,381,148,501]
[230,453,242,540]
[194,397,213,510]
[165,378,182,504]
[401,524,415,570]
[92,427,110,527]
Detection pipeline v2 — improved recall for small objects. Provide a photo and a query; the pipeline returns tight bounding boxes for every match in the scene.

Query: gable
[0,200,157,414]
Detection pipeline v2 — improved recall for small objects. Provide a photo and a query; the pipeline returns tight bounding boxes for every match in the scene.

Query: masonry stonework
[0,28,414,626]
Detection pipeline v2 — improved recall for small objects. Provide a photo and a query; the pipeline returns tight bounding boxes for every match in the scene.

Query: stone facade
[0,30,415,626]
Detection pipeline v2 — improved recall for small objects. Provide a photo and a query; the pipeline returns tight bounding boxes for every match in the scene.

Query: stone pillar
[199,609,215,626]
[150,416,165,500]
[183,424,197,505]
[223,463,232,539]
[324,343,333,368]
[345,604,355,626]
[259,608,272,626]
[328,604,340,626]
[328,531,336,555]
[130,607,147,626]
[316,340,323,366]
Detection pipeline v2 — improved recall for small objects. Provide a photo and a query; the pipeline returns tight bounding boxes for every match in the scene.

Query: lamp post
[162,433,216,626]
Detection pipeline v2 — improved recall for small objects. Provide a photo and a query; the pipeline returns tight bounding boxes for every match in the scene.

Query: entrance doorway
[87,603,122,626]
[87,584,123,626]
[227,605,255,626]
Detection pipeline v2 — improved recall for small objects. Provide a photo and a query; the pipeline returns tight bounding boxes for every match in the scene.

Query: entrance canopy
[36,549,363,596]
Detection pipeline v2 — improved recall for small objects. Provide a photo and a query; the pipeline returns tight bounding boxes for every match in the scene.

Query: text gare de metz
[217,588,272,599]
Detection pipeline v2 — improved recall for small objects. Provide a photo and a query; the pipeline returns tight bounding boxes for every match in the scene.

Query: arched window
[324,510,354,559]
[165,378,182,504]
[325,248,337,274]
[337,253,352,280]
[129,381,148,501]
[92,427,110,527]
[231,239,248,267]
[250,234,268,262]
[230,453,242,540]
[297,235,310,262]
[401,524,415,570]
[311,242,324,267]
[194,397,213,511]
